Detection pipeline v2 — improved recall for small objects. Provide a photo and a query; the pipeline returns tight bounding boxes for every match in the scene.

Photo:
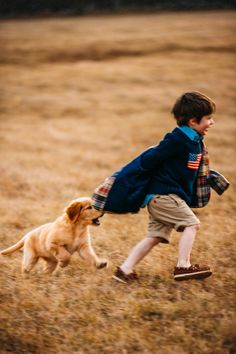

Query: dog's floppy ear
[65,201,82,223]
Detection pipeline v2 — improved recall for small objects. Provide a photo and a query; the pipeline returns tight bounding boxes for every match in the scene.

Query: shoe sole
[174,270,212,281]
[112,275,128,284]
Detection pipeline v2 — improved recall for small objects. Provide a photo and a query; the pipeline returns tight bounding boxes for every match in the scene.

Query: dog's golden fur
[0,197,107,274]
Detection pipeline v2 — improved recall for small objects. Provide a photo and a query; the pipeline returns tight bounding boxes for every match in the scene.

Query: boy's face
[190,115,215,135]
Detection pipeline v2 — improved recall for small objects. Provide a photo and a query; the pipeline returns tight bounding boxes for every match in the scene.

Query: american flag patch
[187,153,202,170]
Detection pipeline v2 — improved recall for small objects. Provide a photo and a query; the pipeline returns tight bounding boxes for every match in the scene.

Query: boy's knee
[191,223,200,231]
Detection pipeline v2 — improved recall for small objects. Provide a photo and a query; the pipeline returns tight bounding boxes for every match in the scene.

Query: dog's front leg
[43,259,58,274]
[50,244,71,268]
[79,237,108,269]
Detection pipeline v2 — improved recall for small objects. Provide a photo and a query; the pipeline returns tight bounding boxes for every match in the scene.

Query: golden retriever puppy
[0,197,107,274]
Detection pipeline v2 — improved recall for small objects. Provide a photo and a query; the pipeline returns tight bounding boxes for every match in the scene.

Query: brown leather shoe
[112,267,138,284]
[174,264,212,281]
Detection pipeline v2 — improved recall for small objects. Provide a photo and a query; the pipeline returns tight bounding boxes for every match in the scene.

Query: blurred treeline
[1,0,236,18]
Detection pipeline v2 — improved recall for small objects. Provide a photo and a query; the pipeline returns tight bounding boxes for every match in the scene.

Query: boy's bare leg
[177,224,200,268]
[120,237,160,274]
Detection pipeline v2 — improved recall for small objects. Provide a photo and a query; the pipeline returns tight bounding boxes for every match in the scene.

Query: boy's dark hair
[171,91,216,126]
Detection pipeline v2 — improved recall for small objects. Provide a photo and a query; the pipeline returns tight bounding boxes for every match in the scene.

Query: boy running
[92,92,229,282]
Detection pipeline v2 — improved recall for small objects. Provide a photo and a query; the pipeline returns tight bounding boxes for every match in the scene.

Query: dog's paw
[96,259,109,269]
[53,270,60,277]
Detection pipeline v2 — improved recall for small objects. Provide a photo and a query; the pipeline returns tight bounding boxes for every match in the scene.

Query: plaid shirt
[190,142,229,208]
[190,142,210,208]
[92,176,116,212]
[208,169,230,195]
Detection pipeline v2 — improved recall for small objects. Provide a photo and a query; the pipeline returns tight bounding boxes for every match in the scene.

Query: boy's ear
[188,117,197,127]
[65,202,82,223]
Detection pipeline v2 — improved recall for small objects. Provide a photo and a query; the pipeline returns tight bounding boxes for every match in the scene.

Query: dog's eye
[86,206,93,210]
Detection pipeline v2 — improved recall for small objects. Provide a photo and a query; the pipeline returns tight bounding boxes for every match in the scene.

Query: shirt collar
[178,125,203,143]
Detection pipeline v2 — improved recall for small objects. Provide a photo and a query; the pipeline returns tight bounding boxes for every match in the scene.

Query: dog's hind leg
[55,246,71,268]
[22,248,39,273]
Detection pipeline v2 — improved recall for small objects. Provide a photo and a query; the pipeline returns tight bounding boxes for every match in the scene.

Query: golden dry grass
[0,10,236,354]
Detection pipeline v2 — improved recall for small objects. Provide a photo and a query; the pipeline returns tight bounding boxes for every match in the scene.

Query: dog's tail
[0,237,25,255]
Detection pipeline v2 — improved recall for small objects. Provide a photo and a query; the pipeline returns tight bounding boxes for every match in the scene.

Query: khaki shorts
[146,194,200,243]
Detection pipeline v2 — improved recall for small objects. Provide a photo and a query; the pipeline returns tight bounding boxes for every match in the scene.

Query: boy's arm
[209,169,230,195]
[141,133,180,170]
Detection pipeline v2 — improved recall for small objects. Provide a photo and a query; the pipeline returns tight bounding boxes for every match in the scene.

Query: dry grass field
[0,10,236,354]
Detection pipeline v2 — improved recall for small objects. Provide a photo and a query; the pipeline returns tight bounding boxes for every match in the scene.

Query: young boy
[92,92,229,283]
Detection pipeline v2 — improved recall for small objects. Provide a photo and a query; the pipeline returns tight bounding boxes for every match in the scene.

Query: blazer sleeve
[209,169,230,195]
[140,133,181,170]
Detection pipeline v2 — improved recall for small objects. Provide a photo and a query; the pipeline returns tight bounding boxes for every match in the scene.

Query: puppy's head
[65,197,102,226]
